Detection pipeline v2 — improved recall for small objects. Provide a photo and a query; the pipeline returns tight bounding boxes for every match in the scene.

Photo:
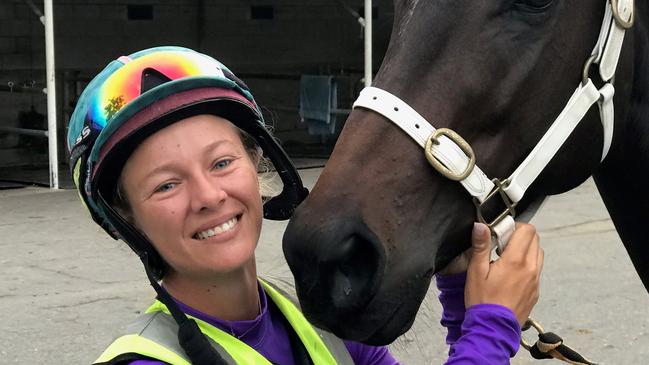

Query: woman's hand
[465,222,544,326]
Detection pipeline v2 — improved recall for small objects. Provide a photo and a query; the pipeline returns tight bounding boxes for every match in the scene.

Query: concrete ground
[0,166,647,364]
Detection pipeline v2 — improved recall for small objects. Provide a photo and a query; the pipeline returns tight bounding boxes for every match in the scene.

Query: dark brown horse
[282,0,649,345]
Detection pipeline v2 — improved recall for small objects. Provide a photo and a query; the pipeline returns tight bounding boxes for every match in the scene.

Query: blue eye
[213,159,232,170]
[155,182,176,193]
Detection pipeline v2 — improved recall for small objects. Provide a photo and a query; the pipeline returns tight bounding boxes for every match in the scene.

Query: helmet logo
[75,125,92,145]
[104,96,125,121]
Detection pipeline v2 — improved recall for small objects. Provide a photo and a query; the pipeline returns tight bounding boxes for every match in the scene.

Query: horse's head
[283,0,635,344]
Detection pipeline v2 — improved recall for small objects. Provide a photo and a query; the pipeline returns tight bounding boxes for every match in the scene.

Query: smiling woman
[120,115,263,283]
[66,47,400,365]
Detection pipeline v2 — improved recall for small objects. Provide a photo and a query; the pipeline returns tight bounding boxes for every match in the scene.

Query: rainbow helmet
[67,46,307,278]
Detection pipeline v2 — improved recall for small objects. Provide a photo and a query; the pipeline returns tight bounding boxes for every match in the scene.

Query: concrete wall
[0,0,393,168]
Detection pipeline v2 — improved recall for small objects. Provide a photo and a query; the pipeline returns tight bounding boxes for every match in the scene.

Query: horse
[282,0,649,346]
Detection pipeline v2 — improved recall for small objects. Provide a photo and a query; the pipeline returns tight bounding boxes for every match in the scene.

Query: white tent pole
[364,0,372,86]
[44,0,59,189]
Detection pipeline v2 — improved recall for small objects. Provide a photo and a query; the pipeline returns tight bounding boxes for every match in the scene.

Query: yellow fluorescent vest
[94,279,354,365]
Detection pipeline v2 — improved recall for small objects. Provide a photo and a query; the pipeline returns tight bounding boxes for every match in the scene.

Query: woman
[67,46,543,365]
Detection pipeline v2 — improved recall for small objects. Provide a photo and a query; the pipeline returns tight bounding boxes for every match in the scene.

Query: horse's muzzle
[282,214,385,335]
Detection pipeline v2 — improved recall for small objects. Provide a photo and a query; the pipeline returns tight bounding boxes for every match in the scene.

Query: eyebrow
[140,139,235,181]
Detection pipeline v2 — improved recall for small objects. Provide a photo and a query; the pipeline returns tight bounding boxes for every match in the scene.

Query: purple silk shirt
[125,275,519,364]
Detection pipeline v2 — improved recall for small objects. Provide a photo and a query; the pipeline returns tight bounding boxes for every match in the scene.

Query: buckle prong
[425,128,475,181]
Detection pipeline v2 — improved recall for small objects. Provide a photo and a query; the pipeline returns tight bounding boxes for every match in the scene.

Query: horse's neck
[593,7,649,291]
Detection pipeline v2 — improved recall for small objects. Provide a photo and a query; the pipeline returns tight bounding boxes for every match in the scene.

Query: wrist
[435,272,467,289]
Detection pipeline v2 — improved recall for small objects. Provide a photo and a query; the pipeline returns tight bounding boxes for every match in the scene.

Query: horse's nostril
[283,215,385,326]
[324,234,381,312]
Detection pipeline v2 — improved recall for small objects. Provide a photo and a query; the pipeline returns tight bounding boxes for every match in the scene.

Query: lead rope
[521,318,598,365]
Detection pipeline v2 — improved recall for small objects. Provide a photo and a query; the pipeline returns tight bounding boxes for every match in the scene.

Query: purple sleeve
[344,341,401,365]
[435,272,467,346]
[445,304,521,364]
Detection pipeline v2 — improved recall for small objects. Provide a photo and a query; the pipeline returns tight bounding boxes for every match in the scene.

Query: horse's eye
[514,0,554,12]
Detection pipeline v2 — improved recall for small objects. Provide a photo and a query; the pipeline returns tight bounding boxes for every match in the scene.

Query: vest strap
[94,279,353,365]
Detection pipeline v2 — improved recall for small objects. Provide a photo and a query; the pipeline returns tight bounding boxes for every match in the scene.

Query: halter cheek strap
[353,87,515,249]
[352,0,633,253]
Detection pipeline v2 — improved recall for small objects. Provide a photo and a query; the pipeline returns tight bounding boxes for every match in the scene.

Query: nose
[283,217,384,321]
[322,234,383,310]
[189,172,227,212]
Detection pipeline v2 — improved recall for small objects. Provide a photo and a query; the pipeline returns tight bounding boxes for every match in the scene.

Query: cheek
[132,201,183,242]
[136,209,186,268]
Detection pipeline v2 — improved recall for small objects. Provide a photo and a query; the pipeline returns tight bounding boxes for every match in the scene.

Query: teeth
[196,217,238,240]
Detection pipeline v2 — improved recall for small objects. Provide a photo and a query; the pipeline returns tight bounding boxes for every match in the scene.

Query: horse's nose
[321,233,382,310]
[283,218,385,321]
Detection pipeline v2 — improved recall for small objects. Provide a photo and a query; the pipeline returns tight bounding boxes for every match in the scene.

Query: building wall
[0,0,393,167]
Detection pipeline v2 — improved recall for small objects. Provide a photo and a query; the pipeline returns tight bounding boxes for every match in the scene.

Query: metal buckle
[424,128,475,181]
[610,0,634,29]
[520,318,544,351]
[472,178,517,232]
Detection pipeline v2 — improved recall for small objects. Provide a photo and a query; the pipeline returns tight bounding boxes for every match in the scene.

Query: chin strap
[141,253,229,365]
[352,0,633,253]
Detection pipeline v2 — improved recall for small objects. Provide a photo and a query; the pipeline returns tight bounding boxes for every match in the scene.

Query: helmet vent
[141,68,172,94]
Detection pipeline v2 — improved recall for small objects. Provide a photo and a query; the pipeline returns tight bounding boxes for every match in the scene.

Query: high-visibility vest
[94,279,354,365]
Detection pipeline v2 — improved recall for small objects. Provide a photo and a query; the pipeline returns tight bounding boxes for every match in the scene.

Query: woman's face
[121,114,263,279]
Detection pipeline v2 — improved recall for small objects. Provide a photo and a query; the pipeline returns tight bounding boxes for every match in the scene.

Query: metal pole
[44,0,58,189]
[364,0,372,86]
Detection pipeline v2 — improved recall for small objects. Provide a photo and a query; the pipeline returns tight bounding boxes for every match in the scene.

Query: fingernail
[473,222,487,237]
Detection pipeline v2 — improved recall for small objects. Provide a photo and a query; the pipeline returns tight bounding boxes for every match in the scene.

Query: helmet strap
[97,190,227,364]
[141,253,228,365]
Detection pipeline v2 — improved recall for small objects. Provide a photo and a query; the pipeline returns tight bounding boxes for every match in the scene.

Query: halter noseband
[352,0,634,253]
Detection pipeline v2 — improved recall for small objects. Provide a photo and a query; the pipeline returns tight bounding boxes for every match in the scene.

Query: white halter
[352,0,634,252]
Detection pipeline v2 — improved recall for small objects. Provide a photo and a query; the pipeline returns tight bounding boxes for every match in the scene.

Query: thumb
[468,223,491,274]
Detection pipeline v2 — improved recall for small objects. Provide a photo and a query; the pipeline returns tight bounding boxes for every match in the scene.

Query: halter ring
[472,178,517,234]
[425,128,475,181]
[582,54,598,86]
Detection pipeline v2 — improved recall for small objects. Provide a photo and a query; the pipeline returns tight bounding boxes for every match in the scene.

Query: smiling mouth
[193,215,241,240]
